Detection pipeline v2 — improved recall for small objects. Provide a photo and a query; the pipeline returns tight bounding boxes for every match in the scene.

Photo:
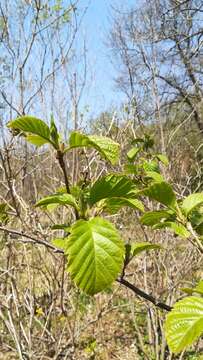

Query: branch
[0,226,63,254]
[116,277,172,312]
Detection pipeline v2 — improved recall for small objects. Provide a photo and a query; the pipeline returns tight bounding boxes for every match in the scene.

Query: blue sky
[77,0,136,115]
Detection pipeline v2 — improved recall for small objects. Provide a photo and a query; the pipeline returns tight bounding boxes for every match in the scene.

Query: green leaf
[143,134,154,150]
[156,154,169,166]
[189,209,203,235]
[189,209,203,227]
[103,197,144,214]
[26,134,49,147]
[66,217,124,295]
[182,281,203,296]
[127,147,140,161]
[141,210,174,226]
[181,288,194,295]
[89,174,138,206]
[51,224,70,232]
[52,237,68,251]
[153,221,190,238]
[143,182,177,208]
[46,204,59,212]
[50,115,59,147]
[165,296,203,353]
[131,137,145,146]
[36,193,79,211]
[7,116,53,146]
[131,242,161,257]
[195,223,203,235]
[0,203,9,224]
[142,160,160,173]
[124,164,138,174]
[145,171,164,182]
[67,131,120,165]
[195,280,203,295]
[182,193,203,216]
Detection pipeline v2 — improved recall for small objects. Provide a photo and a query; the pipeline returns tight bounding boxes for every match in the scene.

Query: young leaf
[181,281,203,296]
[46,204,59,212]
[127,147,140,161]
[180,288,194,295]
[195,223,203,235]
[67,131,120,165]
[124,164,138,174]
[182,193,203,216]
[195,280,203,295]
[36,193,79,211]
[131,242,161,257]
[26,134,49,147]
[52,237,69,251]
[89,174,138,206]
[141,210,174,226]
[103,197,144,214]
[142,160,160,173]
[153,221,190,238]
[66,217,124,295]
[50,115,59,147]
[131,137,145,146]
[156,154,169,166]
[7,116,53,146]
[165,296,203,353]
[51,224,70,232]
[143,182,177,208]
[145,171,164,182]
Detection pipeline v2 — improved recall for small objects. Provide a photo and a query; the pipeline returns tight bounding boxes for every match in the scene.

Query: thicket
[0,1,203,359]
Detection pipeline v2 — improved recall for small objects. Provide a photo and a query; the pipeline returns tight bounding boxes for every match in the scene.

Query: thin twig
[0,226,63,254]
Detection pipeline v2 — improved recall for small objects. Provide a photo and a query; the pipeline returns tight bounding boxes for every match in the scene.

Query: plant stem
[57,150,79,219]
[116,277,172,312]
[57,150,71,193]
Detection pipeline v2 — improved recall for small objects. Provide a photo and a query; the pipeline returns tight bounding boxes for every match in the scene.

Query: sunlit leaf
[127,147,140,161]
[89,174,138,206]
[142,160,160,173]
[103,197,144,214]
[66,217,124,295]
[52,237,68,251]
[36,193,79,211]
[66,131,120,165]
[182,193,203,216]
[156,154,169,166]
[8,116,53,146]
[143,181,177,208]
[26,134,48,147]
[141,210,174,226]
[145,171,164,182]
[153,221,190,238]
[130,242,161,257]
[181,281,203,296]
[165,296,203,353]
